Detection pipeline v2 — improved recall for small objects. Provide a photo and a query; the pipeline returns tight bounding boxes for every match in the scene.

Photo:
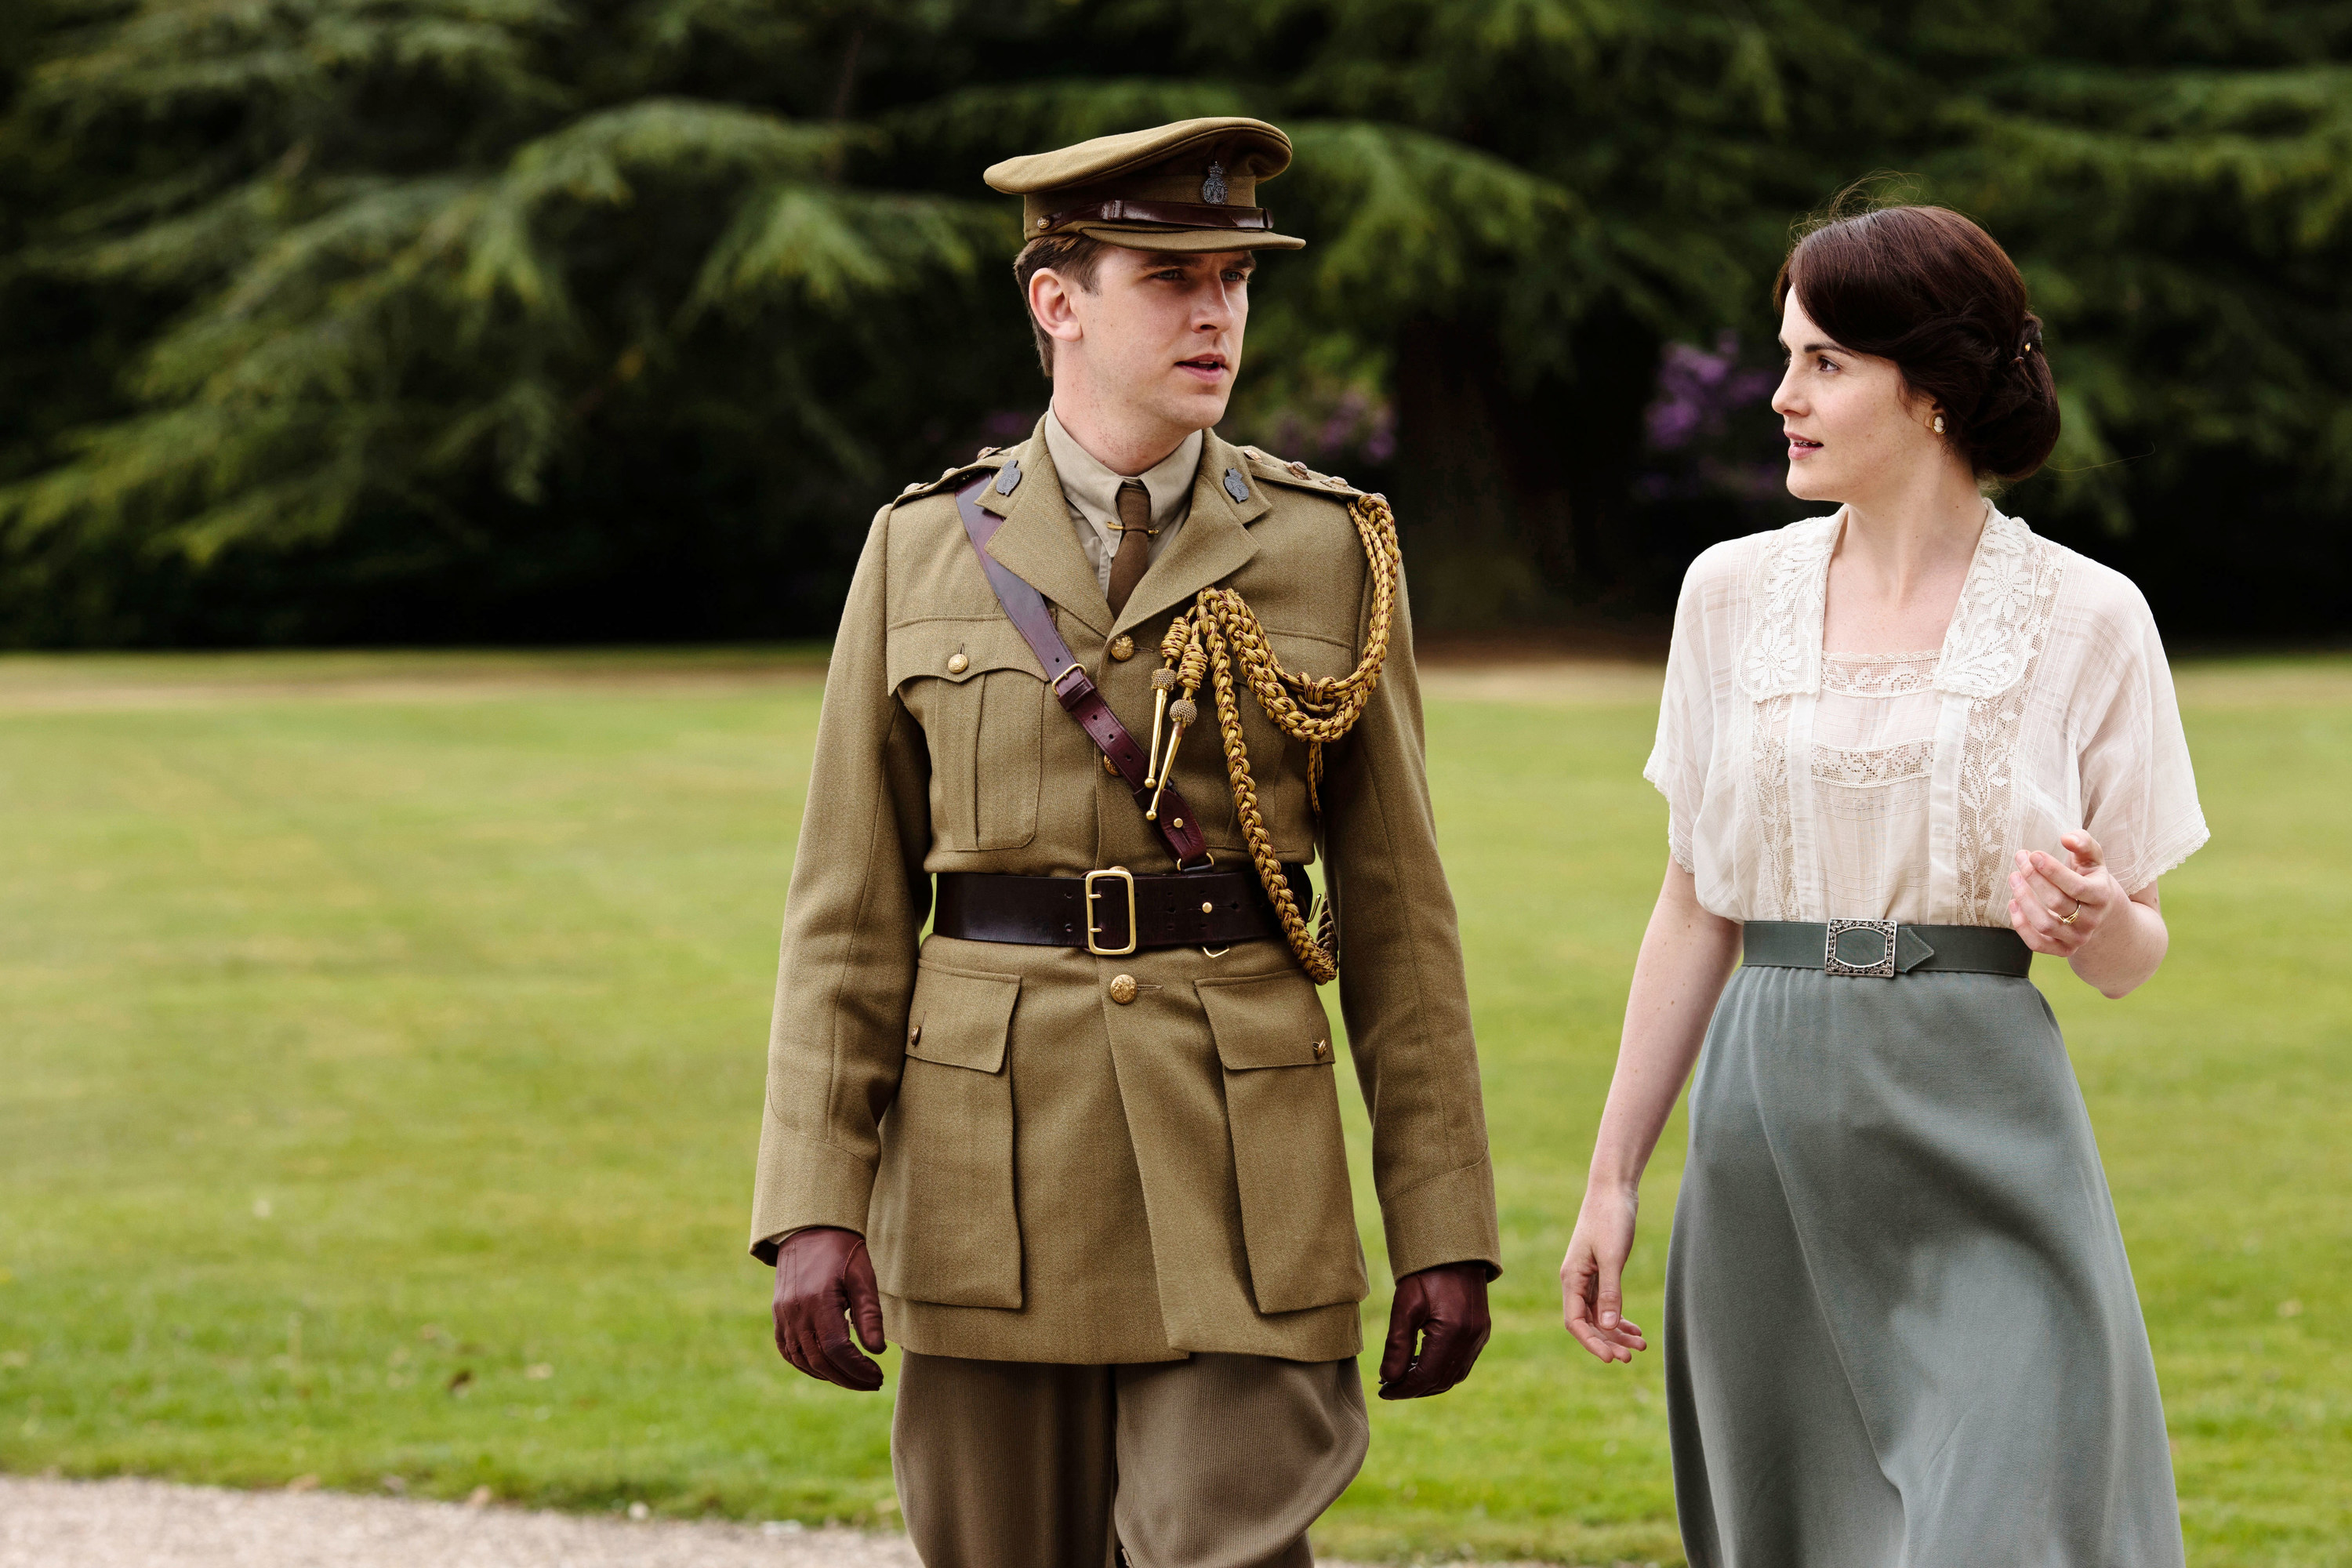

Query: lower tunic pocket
[1197,969,1367,1315]
[869,960,1023,1308]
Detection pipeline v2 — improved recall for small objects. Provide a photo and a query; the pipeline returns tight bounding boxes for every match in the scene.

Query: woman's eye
[1817,357,1838,372]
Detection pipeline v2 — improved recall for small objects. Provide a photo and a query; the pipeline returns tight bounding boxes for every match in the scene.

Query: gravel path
[0,1476,916,1568]
[0,1476,1510,1568]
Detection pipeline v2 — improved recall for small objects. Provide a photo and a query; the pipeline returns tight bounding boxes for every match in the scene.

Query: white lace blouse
[1645,506,2209,926]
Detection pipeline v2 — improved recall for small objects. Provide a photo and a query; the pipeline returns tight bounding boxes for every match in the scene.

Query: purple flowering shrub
[1639,331,1785,505]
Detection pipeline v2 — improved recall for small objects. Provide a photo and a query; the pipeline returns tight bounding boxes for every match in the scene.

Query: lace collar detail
[1931,507,2052,697]
[1736,515,1840,699]
[1737,506,2051,701]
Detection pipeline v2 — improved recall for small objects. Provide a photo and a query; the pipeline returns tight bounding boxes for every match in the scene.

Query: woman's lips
[1786,434,1823,458]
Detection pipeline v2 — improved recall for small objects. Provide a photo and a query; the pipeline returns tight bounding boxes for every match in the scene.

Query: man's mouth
[1178,355,1228,376]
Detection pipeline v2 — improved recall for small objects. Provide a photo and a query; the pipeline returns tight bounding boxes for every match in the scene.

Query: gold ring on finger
[2058,898,2082,926]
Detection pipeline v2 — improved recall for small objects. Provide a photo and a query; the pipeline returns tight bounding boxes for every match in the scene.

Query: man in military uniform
[750,118,1499,1568]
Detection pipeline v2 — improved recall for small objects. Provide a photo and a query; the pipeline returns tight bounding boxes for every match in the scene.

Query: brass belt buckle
[1824,918,1899,978]
[1084,866,1138,956]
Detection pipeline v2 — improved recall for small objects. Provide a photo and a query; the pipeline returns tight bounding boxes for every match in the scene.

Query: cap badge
[1202,161,1228,205]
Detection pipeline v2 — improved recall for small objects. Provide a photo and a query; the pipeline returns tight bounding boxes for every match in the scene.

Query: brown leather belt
[935,866,1312,956]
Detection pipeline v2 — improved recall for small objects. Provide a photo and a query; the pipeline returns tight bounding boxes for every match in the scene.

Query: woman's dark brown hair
[1775,205,2060,481]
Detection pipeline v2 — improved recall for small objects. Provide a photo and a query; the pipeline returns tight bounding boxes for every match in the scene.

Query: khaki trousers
[891,1350,1369,1568]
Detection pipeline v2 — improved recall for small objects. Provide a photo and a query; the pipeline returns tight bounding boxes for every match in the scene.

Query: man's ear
[1027,269,1086,350]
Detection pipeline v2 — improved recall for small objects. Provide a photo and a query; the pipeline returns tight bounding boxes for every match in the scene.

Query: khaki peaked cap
[985,116,1307,252]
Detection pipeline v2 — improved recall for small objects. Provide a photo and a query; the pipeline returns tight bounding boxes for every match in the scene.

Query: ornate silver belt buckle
[1824,918,1899,978]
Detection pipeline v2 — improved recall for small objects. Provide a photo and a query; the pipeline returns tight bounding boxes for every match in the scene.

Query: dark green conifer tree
[1,0,2345,642]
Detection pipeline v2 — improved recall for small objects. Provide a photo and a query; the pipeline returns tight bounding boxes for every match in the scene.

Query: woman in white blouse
[1559,205,2206,1564]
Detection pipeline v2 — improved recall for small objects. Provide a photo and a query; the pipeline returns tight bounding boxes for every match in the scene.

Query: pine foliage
[1,0,2347,641]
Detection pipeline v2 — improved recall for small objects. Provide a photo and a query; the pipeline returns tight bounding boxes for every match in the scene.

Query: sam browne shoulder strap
[951,474,1212,870]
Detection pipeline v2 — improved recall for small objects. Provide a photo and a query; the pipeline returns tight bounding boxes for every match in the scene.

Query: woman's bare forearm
[1587,863,1743,1192]
[2069,884,2167,998]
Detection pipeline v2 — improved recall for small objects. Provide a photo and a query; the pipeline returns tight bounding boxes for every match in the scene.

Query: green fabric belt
[1742,920,2033,978]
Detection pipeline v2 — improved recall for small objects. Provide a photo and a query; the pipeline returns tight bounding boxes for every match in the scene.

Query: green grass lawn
[1,648,2345,1564]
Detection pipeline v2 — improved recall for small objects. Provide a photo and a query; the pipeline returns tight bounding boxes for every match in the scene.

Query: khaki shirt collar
[1044,407,1201,547]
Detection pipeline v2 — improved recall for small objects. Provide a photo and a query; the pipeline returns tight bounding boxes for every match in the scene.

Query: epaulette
[890,445,1011,506]
[1237,445,1363,498]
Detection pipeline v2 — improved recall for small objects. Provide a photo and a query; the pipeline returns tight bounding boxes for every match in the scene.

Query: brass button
[1102,753,1119,775]
[946,652,969,675]
[1171,817,1184,829]
[1109,634,1136,662]
[1312,1038,1330,1060]
[1109,975,1138,1005]
[909,1024,922,1046]
[1200,901,1214,914]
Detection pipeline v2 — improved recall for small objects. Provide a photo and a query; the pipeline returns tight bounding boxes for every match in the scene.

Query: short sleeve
[1644,557,1719,873]
[2076,586,2209,894]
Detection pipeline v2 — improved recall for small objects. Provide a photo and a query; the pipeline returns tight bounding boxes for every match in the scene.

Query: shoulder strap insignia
[1239,445,1359,496]
[891,450,1007,507]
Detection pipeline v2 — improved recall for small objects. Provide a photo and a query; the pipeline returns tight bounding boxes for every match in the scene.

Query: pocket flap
[907,961,1020,1073]
[1263,627,1356,682]
[1198,970,1335,1070]
[887,618,1044,691]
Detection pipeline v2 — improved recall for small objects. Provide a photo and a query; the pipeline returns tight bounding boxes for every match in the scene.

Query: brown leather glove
[1377,1261,1492,1399]
[771,1226,887,1391]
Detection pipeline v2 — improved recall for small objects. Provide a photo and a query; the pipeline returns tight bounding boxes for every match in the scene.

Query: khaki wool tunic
[748,419,1501,1365]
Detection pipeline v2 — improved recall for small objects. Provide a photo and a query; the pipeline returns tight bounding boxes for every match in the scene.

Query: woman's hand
[2006,830,2123,957]
[1559,862,1737,1364]
[1560,1183,1649,1363]
[2009,829,2170,998]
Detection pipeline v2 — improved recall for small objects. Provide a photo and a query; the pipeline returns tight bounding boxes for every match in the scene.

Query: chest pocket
[889,618,1045,851]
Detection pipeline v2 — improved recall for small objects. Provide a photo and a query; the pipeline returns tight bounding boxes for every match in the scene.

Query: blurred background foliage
[1,0,2347,646]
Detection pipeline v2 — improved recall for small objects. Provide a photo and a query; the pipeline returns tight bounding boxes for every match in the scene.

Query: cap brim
[1065,223,1307,253]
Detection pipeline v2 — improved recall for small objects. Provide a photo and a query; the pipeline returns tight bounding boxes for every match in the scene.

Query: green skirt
[1664,959,2185,1566]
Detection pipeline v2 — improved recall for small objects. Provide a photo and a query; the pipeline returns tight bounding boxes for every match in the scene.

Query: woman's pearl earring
[1932,414,1947,436]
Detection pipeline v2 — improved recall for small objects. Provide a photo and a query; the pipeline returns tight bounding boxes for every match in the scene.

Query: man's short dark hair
[1013,234,1110,378]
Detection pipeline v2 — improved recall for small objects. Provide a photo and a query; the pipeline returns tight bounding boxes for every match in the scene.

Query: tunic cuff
[747,1131,877,1262]
[1378,1156,1503,1282]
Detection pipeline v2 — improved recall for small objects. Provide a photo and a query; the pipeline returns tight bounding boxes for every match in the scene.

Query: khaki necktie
[1108,481,1152,615]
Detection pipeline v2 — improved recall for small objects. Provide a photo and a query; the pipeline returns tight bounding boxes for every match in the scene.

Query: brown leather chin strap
[953,476,1212,870]
[1037,199,1273,234]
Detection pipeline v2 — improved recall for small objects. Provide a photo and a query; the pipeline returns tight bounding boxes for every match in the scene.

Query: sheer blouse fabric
[1646,506,2208,926]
